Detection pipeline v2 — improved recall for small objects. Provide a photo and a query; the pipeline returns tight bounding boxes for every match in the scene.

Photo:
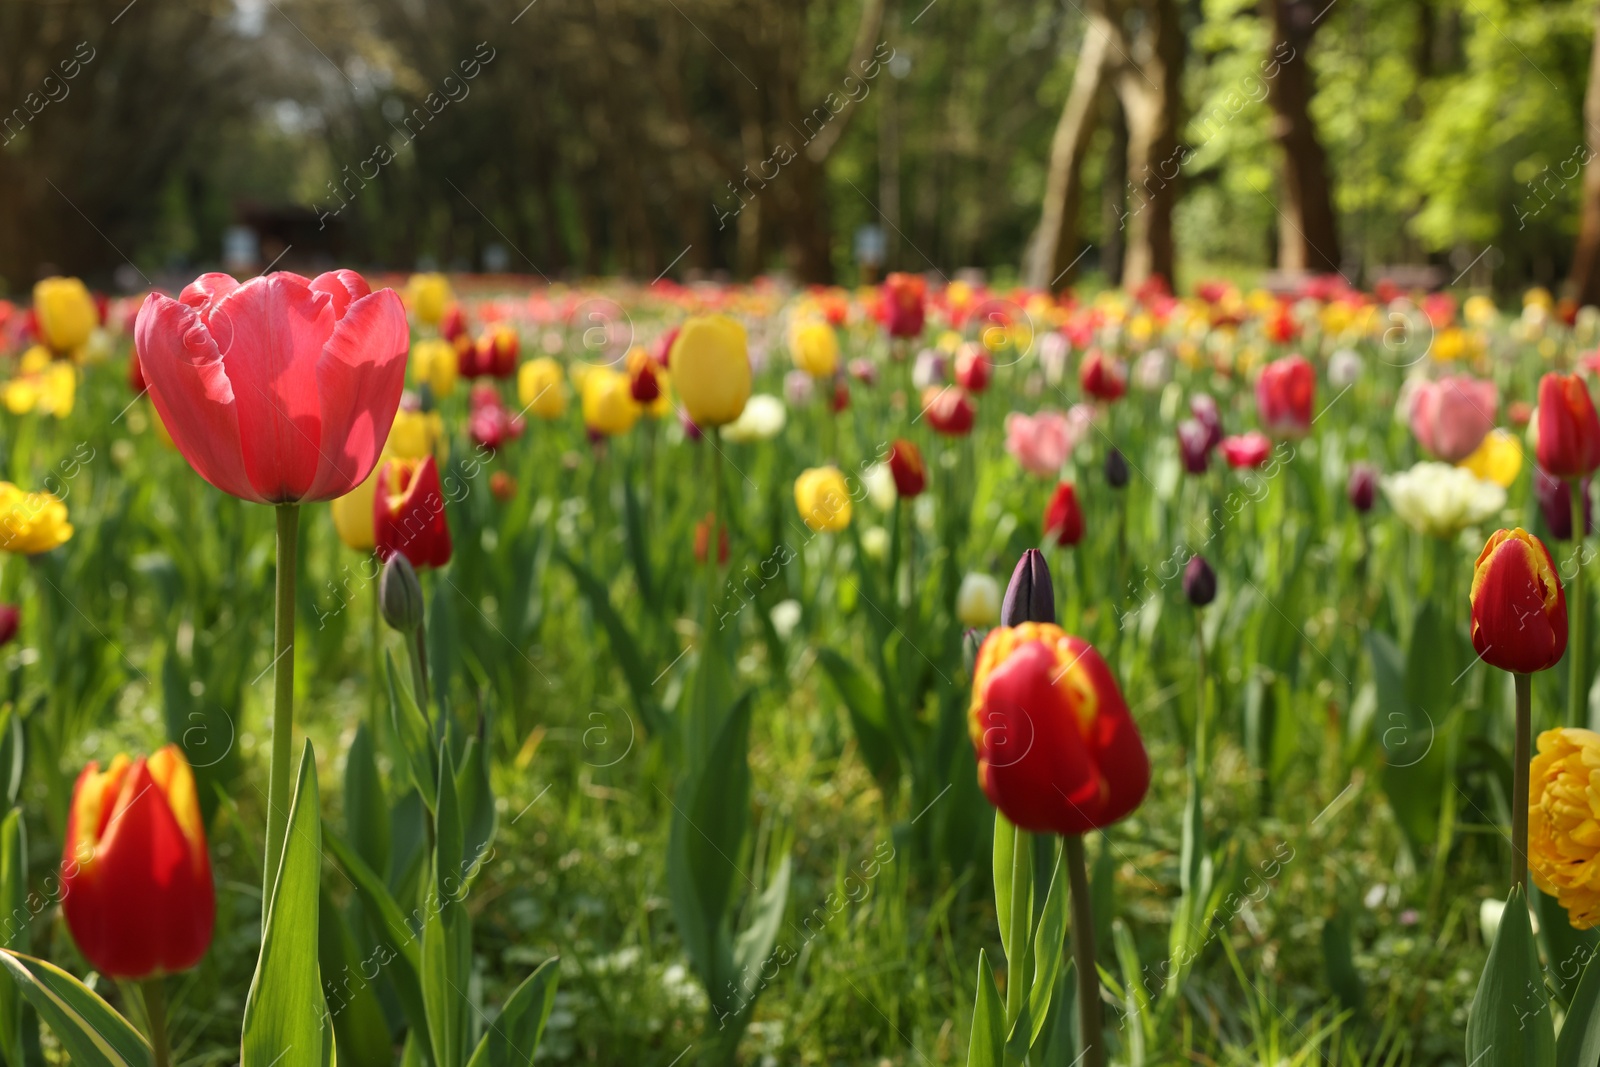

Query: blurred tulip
[1177,419,1212,475]
[694,513,730,565]
[955,345,993,393]
[882,273,927,338]
[0,483,72,554]
[135,271,408,504]
[1005,410,1075,477]
[922,386,975,436]
[374,455,453,568]
[1220,432,1271,469]
[1183,556,1217,606]
[848,358,878,385]
[405,272,453,326]
[468,398,525,452]
[1328,348,1363,389]
[1044,482,1084,547]
[1537,469,1592,541]
[1409,375,1497,462]
[1347,463,1378,513]
[790,320,840,378]
[956,573,1001,628]
[582,367,641,437]
[387,405,447,463]
[795,466,852,532]
[0,605,16,647]
[1079,348,1127,401]
[888,439,927,497]
[1537,372,1600,478]
[1001,548,1055,626]
[518,357,568,419]
[784,370,815,407]
[1458,428,1522,488]
[629,354,662,405]
[723,394,787,443]
[1105,448,1130,489]
[1190,394,1224,450]
[912,350,948,389]
[967,622,1148,833]
[411,337,460,398]
[490,470,516,502]
[1383,462,1504,538]
[33,276,96,355]
[1470,528,1566,673]
[830,376,850,413]
[671,315,751,427]
[61,745,215,979]
[330,473,378,551]
[1256,354,1315,438]
[465,324,518,379]
[440,303,468,343]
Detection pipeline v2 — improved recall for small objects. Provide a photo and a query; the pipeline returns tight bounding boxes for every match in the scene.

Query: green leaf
[991,812,1033,1002]
[1557,944,1600,1067]
[731,853,793,1010]
[0,809,26,1067]
[317,888,393,1067]
[1366,630,1442,852]
[387,654,437,813]
[343,724,390,878]
[455,731,497,884]
[0,951,150,1067]
[1536,885,1599,1007]
[464,958,560,1067]
[1467,886,1555,1067]
[557,551,664,737]
[242,742,328,1067]
[816,647,900,797]
[1321,906,1364,1013]
[423,738,470,1067]
[965,949,1005,1067]
[320,828,428,1038]
[1028,839,1067,1050]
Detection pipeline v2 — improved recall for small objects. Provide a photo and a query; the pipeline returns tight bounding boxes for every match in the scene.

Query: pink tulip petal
[302,289,410,501]
[134,294,264,503]
[212,275,336,502]
[310,270,372,320]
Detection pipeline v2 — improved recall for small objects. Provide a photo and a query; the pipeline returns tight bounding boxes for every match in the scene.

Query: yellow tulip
[1456,429,1522,488]
[518,358,568,419]
[1464,294,1497,327]
[794,466,852,532]
[406,273,453,327]
[3,359,76,419]
[411,338,459,398]
[33,277,96,355]
[670,315,750,427]
[582,367,640,436]
[0,483,72,555]
[1530,727,1600,928]
[330,472,378,551]
[386,408,447,463]
[790,321,839,378]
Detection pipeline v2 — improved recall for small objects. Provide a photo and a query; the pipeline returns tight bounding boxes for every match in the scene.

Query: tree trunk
[1100,90,1129,285]
[1264,0,1341,275]
[1024,15,1112,289]
[1569,5,1600,307]
[1115,0,1184,289]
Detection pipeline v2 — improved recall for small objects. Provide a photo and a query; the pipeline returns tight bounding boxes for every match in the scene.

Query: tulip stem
[1514,671,1532,895]
[1571,480,1588,727]
[141,978,171,1067]
[1064,834,1104,1067]
[264,503,299,908]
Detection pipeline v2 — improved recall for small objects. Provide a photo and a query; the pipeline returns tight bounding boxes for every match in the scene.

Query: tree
[1263,0,1341,274]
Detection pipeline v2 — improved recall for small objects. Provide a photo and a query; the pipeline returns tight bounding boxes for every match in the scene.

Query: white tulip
[722,393,787,443]
[1382,461,1506,539]
[956,572,1001,629]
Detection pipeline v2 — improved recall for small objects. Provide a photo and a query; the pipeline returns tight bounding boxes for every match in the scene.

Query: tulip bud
[1536,373,1600,478]
[1470,527,1567,673]
[1190,394,1224,450]
[1105,448,1130,489]
[380,553,425,633]
[1001,549,1055,626]
[694,512,730,565]
[1044,482,1084,547]
[887,438,927,498]
[922,386,976,436]
[1537,468,1592,541]
[1347,463,1378,513]
[1178,419,1212,474]
[1183,555,1217,607]
[830,377,850,414]
[490,470,516,502]
[0,605,18,647]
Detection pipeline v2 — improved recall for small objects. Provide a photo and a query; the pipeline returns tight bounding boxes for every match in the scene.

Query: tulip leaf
[816,647,900,798]
[320,827,427,1036]
[464,958,560,1067]
[387,653,438,814]
[1466,885,1555,1067]
[1536,885,1599,1007]
[422,738,471,1067]
[991,812,1033,1011]
[344,724,391,879]
[242,741,328,1067]
[556,550,665,738]
[965,949,1005,1067]
[0,950,151,1067]
[316,887,393,1067]
[1027,839,1067,1050]
[454,730,496,887]
[1557,942,1600,1067]
[0,808,25,1067]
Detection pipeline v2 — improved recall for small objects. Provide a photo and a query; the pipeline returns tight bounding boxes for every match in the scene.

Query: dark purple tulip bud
[1183,555,1217,607]
[1347,463,1378,514]
[1178,419,1212,475]
[1190,394,1224,450]
[1537,467,1592,541]
[0,605,17,647]
[1001,548,1056,626]
[1105,448,1130,489]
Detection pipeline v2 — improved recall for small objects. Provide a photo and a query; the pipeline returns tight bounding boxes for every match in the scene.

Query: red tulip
[134,271,408,503]
[1470,528,1567,674]
[440,304,468,344]
[1044,482,1084,547]
[1078,348,1126,402]
[967,623,1149,834]
[374,455,453,568]
[694,512,730,565]
[0,605,16,646]
[1220,432,1272,469]
[922,386,975,436]
[1190,393,1224,449]
[631,360,661,404]
[1410,375,1497,462]
[882,273,927,339]
[1348,463,1378,513]
[1177,419,1212,474]
[830,376,850,413]
[61,745,215,979]
[888,439,927,497]
[955,346,993,393]
[1255,354,1315,438]
[468,401,525,452]
[1537,373,1600,478]
[490,470,517,502]
[468,325,519,379]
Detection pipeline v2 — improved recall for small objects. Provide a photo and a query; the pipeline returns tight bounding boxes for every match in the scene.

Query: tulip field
[1,271,1599,1066]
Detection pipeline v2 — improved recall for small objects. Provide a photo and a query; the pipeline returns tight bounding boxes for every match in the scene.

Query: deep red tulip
[694,512,730,565]
[1044,482,1084,547]
[0,605,18,646]
[955,347,994,393]
[1177,419,1212,474]
[1470,528,1567,674]
[1348,463,1378,513]
[134,271,408,503]
[922,386,975,436]
[61,745,215,979]
[968,623,1149,834]
[1256,354,1315,438]
[830,376,850,413]
[882,273,927,339]
[1538,468,1593,541]
[1537,373,1600,478]
[1078,348,1127,402]
[1190,394,1224,450]
[631,360,661,403]
[888,439,927,497]
[1220,432,1272,469]
[440,304,468,344]
[374,455,453,568]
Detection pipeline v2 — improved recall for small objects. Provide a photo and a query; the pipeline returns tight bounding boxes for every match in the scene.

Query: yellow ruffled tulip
[406,273,453,327]
[411,338,459,398]
[671,315,750,427]
[582,367,640,436]
[1530,728,1600,928]
[518,358,568,419]
[329,473,378,552]
[790,321,839,378]
[0,483,72,554]
[1456,428,1522,488]
[33,277,96,355]
[794,466,851,532]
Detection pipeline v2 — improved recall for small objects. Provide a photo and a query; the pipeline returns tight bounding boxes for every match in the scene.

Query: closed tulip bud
[1044,482,1084,547]
[694,513,730,565]
[582,367,642,437]
[630,359,662,403]
[518,357,568,420]
[922,386,976,436]
[830,376,850,414]
[1001,549,1055,626]
[489,470,516,502]
[1347,463,1378,513]
[1105,448,1130,489]
[1537,468,1592,541]
[795,466,852,532]
[474,325,519,379]
[440,303,467,343]
[374,455,453,569]
[790,320,840,378]
[1220,432,1272,470]
[881,273,927,339]
[956,573,1001,629]
[671,314,752,427]
[405,273,453,327]
[61,745,215,979]
[1470,527,1567,673]
[968,623,1149,833]
[887,438,927,497]
[1079,348,1127,402]
[1536,373,1600,478]
[1256,354,1315,438]
[1183,555,1217,606]
[0,605,18,647]
[411,338,460,399]
[1190,393,1224,450]
[33,276,96,355]
[955,345,993,393]
[379,553,425,633]
[1177,419,1212,474]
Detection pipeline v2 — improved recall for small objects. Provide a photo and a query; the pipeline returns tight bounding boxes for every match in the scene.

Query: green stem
[1514,671,1532,896]
[1571,479,1588,727]
[1194,610,1209,778]
[142,978,171,1067]
[369,559,382,737]
[263,503,299,905]
[1064,834,1104,1067]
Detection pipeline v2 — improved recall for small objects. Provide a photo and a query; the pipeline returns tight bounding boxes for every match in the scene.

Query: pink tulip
[1220,432,1272,469]
[135,271,409,503]
[1409,375,1497,462]
[1005,409,1080,477]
